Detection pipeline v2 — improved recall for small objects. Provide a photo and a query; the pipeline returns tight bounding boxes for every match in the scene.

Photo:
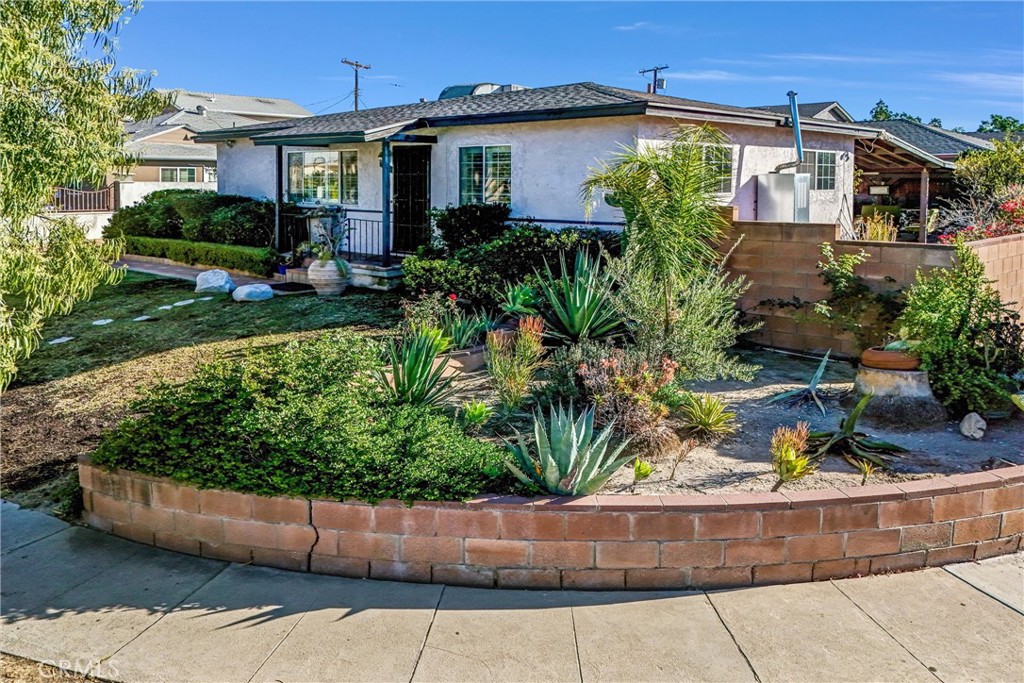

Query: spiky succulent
[505,403,633,495]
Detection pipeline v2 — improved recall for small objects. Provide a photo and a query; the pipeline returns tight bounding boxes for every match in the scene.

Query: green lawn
[14,271,403,386]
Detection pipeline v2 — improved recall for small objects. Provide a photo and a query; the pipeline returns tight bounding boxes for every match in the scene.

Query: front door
[392,146,432,253]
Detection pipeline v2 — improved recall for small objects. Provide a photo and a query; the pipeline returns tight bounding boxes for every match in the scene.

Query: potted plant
[306,237,350,296]
[860,338,921,371]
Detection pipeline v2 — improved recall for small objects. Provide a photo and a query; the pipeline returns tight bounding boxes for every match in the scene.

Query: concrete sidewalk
[2,501,1022,683]
[116,257,273,287]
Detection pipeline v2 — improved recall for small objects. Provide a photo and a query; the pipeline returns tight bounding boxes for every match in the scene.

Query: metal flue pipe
[774,90,805,172]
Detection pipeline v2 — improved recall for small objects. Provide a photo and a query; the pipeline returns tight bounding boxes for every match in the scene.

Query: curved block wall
[79,457,1023,590]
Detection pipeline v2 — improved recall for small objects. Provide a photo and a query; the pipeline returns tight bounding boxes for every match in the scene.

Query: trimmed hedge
[125,236,279,276]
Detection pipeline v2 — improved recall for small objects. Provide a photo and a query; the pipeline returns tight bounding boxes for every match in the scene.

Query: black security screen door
[392,146,432,253]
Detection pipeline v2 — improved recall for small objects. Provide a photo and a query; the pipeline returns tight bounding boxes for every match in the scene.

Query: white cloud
[613,21,654,31]
[932,71,1024,96]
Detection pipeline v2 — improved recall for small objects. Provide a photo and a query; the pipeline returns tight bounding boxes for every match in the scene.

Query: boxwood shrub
[92,332,511,502]
[124,236,279,276]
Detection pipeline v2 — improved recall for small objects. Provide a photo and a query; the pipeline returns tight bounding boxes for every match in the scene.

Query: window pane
[816,152,836,190]
[302,151,339,203]
[484,145,511,204]
[287,153,303,202]
[180,167,197,183]
[706,146,733,193]
[459,147,483,205]
[797,151,816,178]
[204,166,217,183]
[160,168,177,182]
[341,151,358,204]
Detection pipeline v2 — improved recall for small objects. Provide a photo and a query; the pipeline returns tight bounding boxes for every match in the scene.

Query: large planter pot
[307,259,349,296]
[443,344,486,373]
[860,347,921,371]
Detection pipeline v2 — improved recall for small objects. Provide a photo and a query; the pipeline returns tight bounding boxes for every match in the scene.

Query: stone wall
[966,233,1024,315]
[79,457,1023,591]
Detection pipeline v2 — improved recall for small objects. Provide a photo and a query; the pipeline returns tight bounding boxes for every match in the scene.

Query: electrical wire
[314,90,354,115]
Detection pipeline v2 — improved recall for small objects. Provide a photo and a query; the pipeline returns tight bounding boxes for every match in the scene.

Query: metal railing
[50,186,114,213]
[280,209,396,266]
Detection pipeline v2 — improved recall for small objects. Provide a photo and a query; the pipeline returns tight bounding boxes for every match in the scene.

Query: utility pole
[639,65,669,94]
[341,58,371,111]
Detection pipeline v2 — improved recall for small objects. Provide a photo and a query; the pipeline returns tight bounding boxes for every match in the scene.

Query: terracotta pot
[443,344,486,373]
[307,258,349,296]
[860,347,921,371]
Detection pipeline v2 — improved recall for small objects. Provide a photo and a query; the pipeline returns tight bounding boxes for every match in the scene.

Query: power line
[314,90,354,115]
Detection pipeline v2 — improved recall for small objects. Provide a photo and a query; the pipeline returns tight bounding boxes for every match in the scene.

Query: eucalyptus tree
[0,0,166,390]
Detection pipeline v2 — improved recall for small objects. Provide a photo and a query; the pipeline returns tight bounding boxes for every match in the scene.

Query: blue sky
[120,1,1023,130]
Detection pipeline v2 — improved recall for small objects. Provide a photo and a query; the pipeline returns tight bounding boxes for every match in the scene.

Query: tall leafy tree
[0,0,166,390]
[978,114,1024,133]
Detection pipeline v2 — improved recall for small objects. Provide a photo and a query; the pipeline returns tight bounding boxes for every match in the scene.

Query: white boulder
[195,269,235,294]
[959,412,986,440]
[231,284,274,302]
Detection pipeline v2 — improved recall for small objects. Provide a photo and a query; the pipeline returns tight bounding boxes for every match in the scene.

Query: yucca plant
[441,309,490,350]
[807,394,908,467]
[536,250,624,343]
[500,282,539,318]
[766,350,840,416]
[505,403,633,495]
[680,393,737,438]
[769,422,817,491]
[374,325,458,407]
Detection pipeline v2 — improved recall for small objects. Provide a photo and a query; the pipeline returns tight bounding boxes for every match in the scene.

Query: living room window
[160,167,198,182]
[287,150,358,204]
[459,145,511,204]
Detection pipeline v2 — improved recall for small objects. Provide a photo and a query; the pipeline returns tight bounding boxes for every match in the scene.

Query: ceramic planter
[860,347,921,371]
[443,344,486,373]
[307,258,349,296]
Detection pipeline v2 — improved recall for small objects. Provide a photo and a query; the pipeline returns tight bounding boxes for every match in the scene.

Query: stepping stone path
[92,319,113,326]
[47,337,74,345]
[157,305,173,311]
[133,315,154,322]
[197,296,213,301]
[172,299,195,307]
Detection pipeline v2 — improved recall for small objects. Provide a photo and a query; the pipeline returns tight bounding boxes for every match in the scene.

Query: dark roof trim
[195,124,291,142]
[420,102,646,129]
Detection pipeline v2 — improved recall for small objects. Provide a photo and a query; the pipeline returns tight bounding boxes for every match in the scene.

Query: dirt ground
[602,350,1024,494]
[0,653,92,682]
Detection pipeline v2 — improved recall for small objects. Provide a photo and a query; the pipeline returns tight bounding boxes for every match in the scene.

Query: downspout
[774,91,804,173]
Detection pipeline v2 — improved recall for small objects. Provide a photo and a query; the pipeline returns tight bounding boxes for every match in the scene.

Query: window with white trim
[459,145,511,204]
[798,151,837,190]
[703,145,734,194]
[286,150,358,204]
[204,166,217,183]
[160,167,198,182]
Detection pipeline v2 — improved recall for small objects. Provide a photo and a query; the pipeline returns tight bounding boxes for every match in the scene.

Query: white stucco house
[195,81,952,263]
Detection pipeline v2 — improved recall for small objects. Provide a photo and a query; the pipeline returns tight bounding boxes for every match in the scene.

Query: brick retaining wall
[78,457,1023,590]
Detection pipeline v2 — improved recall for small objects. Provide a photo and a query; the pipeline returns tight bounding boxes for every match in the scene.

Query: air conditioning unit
[757,173,810,222]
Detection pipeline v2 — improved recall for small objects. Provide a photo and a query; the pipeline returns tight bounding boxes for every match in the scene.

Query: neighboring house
[198,81,917,265]
[49,90,311,236]
[751,100,855,123]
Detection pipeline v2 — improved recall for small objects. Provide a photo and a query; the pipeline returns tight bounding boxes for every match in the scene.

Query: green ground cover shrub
[172,192,252,243]
[93,331,511,502]
[105,188,202,239]
[124,236,278,275]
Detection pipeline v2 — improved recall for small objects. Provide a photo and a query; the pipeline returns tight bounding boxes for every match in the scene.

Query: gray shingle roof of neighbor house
[966,131,1014,143]
[124,141,217,161]
[750,101,854,122]
[854,119,993,157]
[155,89,313,118]
[127,109,279,142]
[194,81,883,145]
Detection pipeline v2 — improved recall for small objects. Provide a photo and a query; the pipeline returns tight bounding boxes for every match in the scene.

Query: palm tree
[581,124,732,336]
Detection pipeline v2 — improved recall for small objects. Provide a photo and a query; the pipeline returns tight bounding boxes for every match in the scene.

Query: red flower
[448,293,458,301]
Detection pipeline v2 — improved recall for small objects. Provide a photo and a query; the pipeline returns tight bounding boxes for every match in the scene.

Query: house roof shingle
[195,82,788,143]
[155,89,312,118]
[854,119,992,157]
[750,101,852,121]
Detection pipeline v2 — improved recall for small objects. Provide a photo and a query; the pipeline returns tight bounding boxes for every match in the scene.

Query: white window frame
[203,166,217,183]
[458,144,512,205]
[701,144,735,195]
[286,150,359,206]
[160,167,199,183]
[798,151,838,191]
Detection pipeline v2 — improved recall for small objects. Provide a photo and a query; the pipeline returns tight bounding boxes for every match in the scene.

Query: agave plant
[536,250,624,343]
[505,403,633,495]
[441,309,490,350]
[374,325,458,407]
[460,399,493,432]
[500,282,539,318]
[766,351,841,416]
[769,422,818,491]
[807,394,908,467]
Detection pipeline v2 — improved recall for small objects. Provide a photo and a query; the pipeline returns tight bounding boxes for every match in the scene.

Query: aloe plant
[807,394,908,467]
[500,282,539,318]
[505,403,633,495]
[441,309,490,350]
[374,325,458,407]
[766,350,837,416]
[536,251,624,343]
